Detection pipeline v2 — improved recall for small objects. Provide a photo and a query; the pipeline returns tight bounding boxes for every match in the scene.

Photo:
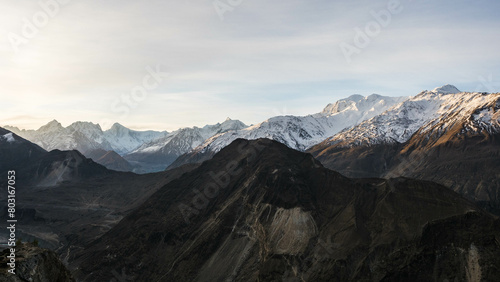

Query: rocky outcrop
[0,243,74,282]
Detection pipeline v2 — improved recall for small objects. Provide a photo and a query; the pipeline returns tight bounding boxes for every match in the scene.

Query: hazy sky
[1,0,499,131]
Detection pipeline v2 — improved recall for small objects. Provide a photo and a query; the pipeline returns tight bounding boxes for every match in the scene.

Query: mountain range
[309,85,500,214]
[169,93,406,168]
[6,121,166,156]
[1,84,500,281]
[5,121,167,172]
[124,118,248,172]
[0,127,199,259]
[73,139,500,281]
[5,93,405,173]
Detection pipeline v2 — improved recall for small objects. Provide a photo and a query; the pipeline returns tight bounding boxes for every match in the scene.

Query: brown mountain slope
[74,139,499,281]
[86,149,134,172]
[0,128,200,265]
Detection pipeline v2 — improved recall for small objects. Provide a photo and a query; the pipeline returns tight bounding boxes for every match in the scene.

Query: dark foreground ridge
[0,243,74,282]
[74,138,500,281]
[0,127,200,265]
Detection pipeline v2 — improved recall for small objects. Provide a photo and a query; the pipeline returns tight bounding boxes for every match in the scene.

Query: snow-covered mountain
[124,118,248,172]
[5,120,110,154]
[308,86,500,213]
[103,123,168,155]
[181,94,406,157]
[5,120,167,155]
[319,85,500,148]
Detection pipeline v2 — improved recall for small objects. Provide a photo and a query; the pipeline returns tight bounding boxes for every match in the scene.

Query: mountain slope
[74,139,499,281]
[0,127,110,186]
[169,94,407,169]
[0,243,75,282]
[125,118,248,172]
[0,127,47,174]
[0,128,201,265]
[103,123,168,155]
[315,86,497,148]
[85,149,135,172]
[309,88,500,213]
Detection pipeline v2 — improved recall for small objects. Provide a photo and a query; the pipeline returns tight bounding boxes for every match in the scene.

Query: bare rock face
[73,139,500,281]
[0,243,74,282]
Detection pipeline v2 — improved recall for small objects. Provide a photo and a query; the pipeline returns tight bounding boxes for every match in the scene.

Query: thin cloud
[0,0,498,130]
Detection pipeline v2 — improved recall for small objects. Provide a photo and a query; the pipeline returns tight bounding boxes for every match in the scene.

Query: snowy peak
[321,94,363,115]
[130,118,248,157]
[68,122,104,140]
[109,122,127,131]
[320,94,405,116]
[106,123,130,137]
[320,90,500,149]
[431,84,461,95]
[218,118,247,133]
[38,119,64,132]
[6,120,167,156]
[176,93,408,164]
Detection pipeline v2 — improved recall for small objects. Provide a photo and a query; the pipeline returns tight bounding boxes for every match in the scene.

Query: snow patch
[2,133,15,143]
[432,84,461,95]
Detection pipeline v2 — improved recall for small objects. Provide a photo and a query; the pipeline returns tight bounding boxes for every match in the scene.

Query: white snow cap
[432,84,461,94]
[2,133,15,143]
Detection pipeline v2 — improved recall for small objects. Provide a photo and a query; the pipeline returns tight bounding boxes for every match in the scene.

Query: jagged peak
[321,94,394,115]
[68,121,103,132]
[366,93,383,99]
[346,94,365,102]
[108,122,128,132]
[38,120,63,131]
[431,84,461,95]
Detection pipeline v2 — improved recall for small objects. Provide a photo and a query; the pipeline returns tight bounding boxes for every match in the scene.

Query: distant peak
[39,120,63,131]
[225,117,232,122]
[111,122,126,129]
[366,93,382,99]
[69,121,102,131]
[346,94,365,102]
[432,84,461,94]
[106,122,130,135]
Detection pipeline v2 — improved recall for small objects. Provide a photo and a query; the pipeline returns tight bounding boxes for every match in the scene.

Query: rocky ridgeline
[0,243,74,282]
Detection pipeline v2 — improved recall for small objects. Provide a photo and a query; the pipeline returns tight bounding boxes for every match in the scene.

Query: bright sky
[1,0,499,131]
